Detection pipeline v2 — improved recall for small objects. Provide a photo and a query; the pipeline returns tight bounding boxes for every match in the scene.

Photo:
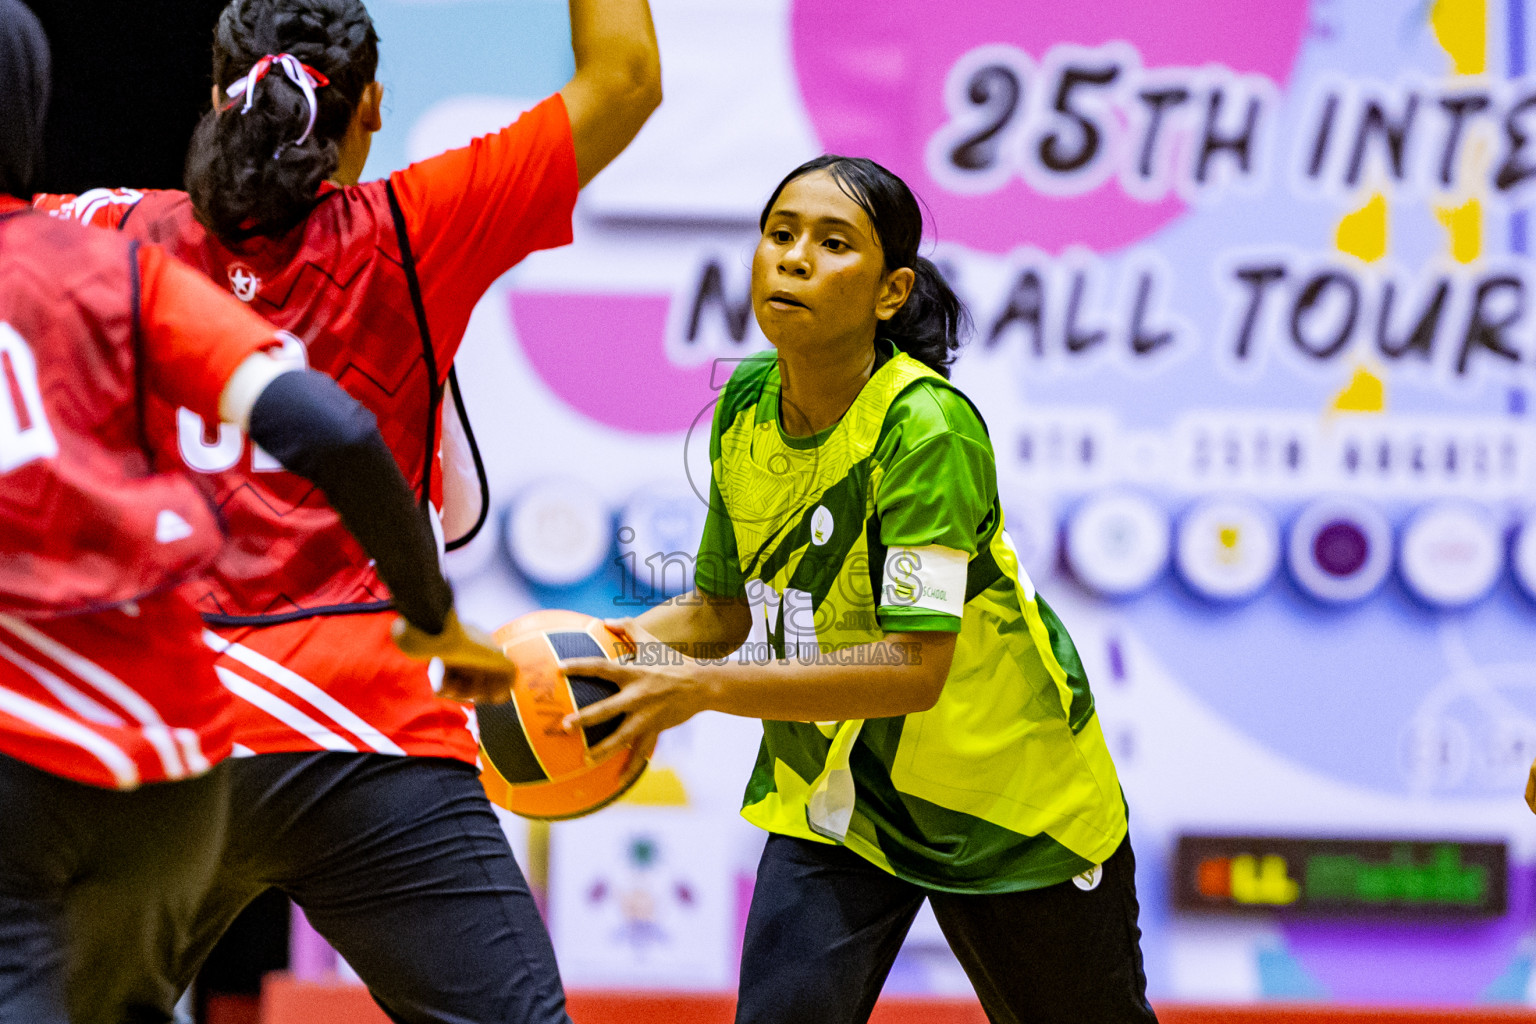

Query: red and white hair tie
[224,53,332,150]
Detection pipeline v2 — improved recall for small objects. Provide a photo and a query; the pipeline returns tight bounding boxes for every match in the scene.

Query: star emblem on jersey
[1072,863,1104,891]
[155,509,194,544]
[227,263,260,302]
[811,505,834,546]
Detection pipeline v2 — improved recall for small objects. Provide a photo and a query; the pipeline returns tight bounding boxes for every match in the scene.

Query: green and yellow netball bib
[696,347,1128,894]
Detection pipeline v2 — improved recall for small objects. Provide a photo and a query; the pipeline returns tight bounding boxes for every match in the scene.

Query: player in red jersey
[34,0,660,1020]
[0,4,514,1021]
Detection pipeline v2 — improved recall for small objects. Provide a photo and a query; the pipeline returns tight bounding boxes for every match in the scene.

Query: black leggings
[736,833,1158,1024]
[0,754,231,1024]
[164,751,571,1024]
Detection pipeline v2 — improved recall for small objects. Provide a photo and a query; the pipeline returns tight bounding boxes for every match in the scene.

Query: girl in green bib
[566,155,1157,1024]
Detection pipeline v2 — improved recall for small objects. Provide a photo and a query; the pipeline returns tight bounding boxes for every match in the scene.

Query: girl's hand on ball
[391,608,517,704]
[559,653,710,761]
[1526,757,1536,814]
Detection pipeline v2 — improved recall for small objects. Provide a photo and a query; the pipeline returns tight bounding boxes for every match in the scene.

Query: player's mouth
[766,291,809,310]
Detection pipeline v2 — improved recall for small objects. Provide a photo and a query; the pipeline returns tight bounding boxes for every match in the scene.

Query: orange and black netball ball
[476,609,648,820]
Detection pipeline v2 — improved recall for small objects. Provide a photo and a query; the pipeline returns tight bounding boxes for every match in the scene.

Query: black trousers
[163,752,571,1024]
[0,754,231,1024]
[736,833,1158,1024]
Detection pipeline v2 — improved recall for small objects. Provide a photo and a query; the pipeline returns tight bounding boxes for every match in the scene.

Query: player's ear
[875,266,916,322]
[360,81,384,134]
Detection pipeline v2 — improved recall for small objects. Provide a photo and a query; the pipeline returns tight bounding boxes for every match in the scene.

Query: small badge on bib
[227,262,261,302]
[1072,863,1103,891]
[811,505,834,546]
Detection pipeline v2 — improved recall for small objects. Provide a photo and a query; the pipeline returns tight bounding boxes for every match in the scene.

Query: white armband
[881,544,968,619]
[217,332,308,430]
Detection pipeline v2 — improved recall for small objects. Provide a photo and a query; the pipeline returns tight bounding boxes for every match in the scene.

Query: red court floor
[228,976,1536,1024]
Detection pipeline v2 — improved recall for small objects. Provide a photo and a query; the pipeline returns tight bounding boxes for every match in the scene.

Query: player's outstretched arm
[560,0,663,187]
[609,587,754,662]
[562,627,957,760]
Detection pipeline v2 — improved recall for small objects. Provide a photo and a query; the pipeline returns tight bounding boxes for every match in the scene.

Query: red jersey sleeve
[32,188,147,229]
[135,244,281,421]
[388,93,579,358]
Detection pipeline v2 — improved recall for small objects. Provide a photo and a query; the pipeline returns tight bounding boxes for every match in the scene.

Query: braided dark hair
[758,155,970,378]
[185,0,378,240]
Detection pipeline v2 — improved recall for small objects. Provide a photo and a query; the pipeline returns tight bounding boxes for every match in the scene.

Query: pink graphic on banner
[790,1,1309,254]
[508,291,716,435]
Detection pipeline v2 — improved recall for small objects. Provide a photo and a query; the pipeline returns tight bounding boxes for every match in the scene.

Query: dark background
[22,0,228,192]
[19,0,291,1008]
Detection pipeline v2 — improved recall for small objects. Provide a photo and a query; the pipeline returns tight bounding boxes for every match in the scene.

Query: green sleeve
[694,365,764,600]
[874,382,997,633]
[694,472,745,599]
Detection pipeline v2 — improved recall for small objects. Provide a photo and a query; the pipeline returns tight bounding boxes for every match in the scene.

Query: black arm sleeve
[247,369,452,634]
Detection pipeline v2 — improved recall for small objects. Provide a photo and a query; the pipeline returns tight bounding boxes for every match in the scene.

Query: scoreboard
[1173,835,1508,918]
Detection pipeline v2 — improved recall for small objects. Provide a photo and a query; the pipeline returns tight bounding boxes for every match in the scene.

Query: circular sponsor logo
[811,505,834,546]
[504,478,610,588]
[1287,498,1393,604]
[1072,863,1104,891]
[619,484,709,598]
[1176,497,1280,601]
[1065,491,1169,598]
[1398,502,1502,609]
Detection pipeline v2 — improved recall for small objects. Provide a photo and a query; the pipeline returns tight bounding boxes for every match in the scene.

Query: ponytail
[760,155,971,379]
[185,81,338,240]
[185,0,378,241]
[883,257,968,379]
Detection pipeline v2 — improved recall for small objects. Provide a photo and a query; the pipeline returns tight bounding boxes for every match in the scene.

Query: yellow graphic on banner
[621,766,689,806]
[1431,0,1487,265]
[1330,0,1489,406]
[1331,365,1386,414]
[1432,0,1487,75]
[1435,197,1483,263]
[1335,192,1387,263]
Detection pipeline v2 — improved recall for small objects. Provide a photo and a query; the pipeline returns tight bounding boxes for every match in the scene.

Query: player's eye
[824,238,848,252]
[771,229,793,244]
